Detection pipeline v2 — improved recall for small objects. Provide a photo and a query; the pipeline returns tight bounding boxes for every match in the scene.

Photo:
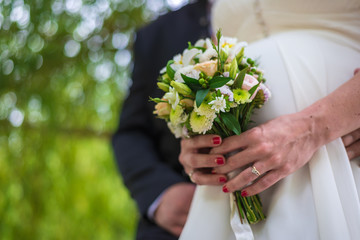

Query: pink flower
[242,74,259,100]
[242,74,259,90]
[260,83,271,102]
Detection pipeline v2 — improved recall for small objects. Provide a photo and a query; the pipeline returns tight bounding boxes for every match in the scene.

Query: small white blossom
[167,54,183,72]
[160,66,166,74]
[167,122,183,138]
[194,39,206,47]
[174,65,201,83]
[205,38,213,49]
[199,48,218,62]
[227,42,247,62]
[182,48,202,66]
[164,87,180,110]
[209,95,227,113]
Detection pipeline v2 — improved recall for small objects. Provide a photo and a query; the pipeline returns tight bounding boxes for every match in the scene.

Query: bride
[178,0,360,239]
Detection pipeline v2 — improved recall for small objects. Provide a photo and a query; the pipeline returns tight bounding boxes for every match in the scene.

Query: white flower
[216,85,234,101]
[227,42,247,62]
[194,39,206,47]
[167,122,183,138]
[182,48,202,66]
[219,37,238,51]
[205,38,213,49]
[199,48,218,62]
[160,66,166,74]
[171,54,183,71]
[209,95,227,113]
[174,65,201,83]
[164,87,180,110]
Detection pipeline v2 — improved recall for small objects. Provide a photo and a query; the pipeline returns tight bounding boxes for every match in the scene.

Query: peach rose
[194,60,218,77]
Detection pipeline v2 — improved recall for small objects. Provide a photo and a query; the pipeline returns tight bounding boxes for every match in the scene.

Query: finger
[220,161,270,193]
[179,152,225,169]
[190,171,228,185]
[211,127,262,155]
[181,134,222,151]
[346,140,360,160]
[342,128,360,146]
[213,147,262,174]
[170,225,183,237]
[175,212,189,227]
[238,170,282,196]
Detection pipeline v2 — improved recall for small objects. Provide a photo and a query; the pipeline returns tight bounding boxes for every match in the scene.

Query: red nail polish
[241,191,248,197]
[215,157,224,165]
[219,177,227,183]
[211,169,217,174]
[212,136,221,145]
[222,185,229,193]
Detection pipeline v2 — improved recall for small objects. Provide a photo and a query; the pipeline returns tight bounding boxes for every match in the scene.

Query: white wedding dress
[180,0,360,239]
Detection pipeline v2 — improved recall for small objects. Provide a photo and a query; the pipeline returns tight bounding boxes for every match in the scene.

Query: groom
[112,0,210,239]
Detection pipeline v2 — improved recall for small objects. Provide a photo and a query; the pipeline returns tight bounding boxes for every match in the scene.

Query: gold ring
[251,166,260,177]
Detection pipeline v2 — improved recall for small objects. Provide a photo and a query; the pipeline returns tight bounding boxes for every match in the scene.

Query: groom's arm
[111,24,186,218]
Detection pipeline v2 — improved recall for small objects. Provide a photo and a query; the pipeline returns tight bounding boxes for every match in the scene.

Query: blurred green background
[0,0,189,239]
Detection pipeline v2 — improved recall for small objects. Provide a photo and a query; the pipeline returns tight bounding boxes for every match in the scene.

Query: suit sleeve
[112,26,186,218]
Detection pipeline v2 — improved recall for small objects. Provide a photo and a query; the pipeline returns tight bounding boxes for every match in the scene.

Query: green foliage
[0,0,190,239]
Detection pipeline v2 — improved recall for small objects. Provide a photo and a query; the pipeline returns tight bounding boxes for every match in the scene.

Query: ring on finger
[251,166,261,177]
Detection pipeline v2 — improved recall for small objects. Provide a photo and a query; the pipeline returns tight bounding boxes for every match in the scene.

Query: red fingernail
[241,191,248,197]
[219,177,227,183]
[222,185,229,193]
[211,169,217,174]
[212,136,221,145]
[215,157,224,165]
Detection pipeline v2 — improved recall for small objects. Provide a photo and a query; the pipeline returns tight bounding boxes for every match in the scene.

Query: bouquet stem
[234,192,266,224]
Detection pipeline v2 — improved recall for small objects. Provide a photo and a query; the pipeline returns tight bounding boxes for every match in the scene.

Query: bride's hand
[179,134,228,185]
[211,113,322,196]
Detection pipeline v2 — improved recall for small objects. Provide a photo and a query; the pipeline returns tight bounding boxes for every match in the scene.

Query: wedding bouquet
[151,30,270,224]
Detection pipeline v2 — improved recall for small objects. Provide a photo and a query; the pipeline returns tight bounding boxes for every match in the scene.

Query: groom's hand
[342,128,360,161]
[154,183,195,236]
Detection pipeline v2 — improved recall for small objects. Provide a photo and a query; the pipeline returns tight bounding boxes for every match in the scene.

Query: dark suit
[112,1,209,239]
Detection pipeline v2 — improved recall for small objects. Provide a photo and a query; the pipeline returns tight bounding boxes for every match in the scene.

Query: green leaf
[181,74,203,91]
[209,76,232,89]
[233,67,248,89]
[229,58,238,79]
[249,82,260,96]
[220,112,241,135]
[196,88,210,107]
[166,60,175,80]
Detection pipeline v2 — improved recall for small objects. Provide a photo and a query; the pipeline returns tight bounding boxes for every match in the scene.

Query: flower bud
[153,102,171,116]
[170,81,192,96]
[180,98,194,108]
[157,82,170,92]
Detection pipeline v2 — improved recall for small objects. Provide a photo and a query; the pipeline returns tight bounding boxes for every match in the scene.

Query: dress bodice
[211,0,360,44]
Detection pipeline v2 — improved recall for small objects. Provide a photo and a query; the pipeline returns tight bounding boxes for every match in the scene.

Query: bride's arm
[210,69,360,196]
